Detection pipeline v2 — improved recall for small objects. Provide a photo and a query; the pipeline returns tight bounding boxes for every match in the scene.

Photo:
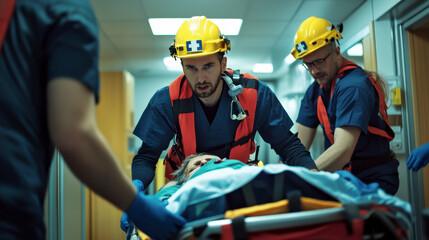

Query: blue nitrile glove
[335,170,379,195]
[407,142,429,171]
[120,180,144,232]
[126,192,187,240]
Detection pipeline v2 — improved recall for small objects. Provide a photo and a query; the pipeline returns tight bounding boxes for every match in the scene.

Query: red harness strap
[228,70,257,162]
[0,0,16,51]
[169,74,197,158]
[163,74,197,180]
[316,61,394,146]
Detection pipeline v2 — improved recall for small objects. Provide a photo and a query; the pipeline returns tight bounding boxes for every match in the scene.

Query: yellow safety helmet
[169,16,230,59]
[290,16,342,59]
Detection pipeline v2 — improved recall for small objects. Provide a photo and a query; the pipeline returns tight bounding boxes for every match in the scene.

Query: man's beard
[193,74,222,98]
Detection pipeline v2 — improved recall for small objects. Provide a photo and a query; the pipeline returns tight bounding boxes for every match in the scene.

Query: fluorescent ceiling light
[252,63,273,73]
[163,57,182,72]
[148,18,242,36]
[284,54,295,65]
[347,42,363,56]
[149,18,186,35]
[210,19,242,35]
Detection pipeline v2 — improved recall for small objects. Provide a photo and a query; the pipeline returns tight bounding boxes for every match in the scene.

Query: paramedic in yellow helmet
[121,16,319,232]
[290,16,399,195]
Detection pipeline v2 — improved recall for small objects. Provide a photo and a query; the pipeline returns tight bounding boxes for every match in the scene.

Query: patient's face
[186,154,220,179]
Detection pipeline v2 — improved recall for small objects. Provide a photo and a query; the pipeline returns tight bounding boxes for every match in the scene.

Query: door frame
[394,2,429,239]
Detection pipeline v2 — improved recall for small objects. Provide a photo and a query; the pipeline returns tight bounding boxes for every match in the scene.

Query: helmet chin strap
[222,72,247,121]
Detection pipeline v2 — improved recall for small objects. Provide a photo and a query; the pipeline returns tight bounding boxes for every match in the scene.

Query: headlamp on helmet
[291,16,343,59]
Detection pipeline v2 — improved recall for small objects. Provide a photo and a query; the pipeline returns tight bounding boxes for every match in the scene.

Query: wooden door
[407,21,429,206]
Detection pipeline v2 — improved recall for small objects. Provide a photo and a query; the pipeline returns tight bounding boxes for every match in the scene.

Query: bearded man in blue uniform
[290,16,399,195]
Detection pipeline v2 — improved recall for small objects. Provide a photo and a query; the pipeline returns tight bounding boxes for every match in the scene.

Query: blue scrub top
[297,68,391,158]
[0,0,99,238]
[134,80,296,152]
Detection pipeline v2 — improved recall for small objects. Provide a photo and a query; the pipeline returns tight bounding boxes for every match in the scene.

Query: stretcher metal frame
[175,204,411,240]
[127,203,410,240]
[177,207,346,239]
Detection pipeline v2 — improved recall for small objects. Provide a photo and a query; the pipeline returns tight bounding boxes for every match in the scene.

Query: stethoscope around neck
[222,72,247,121]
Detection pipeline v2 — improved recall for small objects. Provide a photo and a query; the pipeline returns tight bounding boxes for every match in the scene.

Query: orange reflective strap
[165,75,197,180]
[229,86,257,161]
[178,112,196,156]
[316,73,337,144]
[176,75,196,157]
[367,75,389,120]
[366,75,394,141]
[0,0,16,51]
[226,69,258,162]
[317,93,334,145]
[169,74,192,103]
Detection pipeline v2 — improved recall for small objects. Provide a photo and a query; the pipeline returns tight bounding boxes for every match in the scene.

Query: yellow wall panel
[86,71,135,240]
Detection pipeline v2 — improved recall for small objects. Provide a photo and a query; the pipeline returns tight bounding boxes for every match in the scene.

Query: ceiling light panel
[149,18,242,36]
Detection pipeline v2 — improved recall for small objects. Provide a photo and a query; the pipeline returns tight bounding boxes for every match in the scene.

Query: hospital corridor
[1,0,429,239]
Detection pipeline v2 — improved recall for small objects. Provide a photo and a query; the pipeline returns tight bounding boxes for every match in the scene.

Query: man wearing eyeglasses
[290,17,399,195]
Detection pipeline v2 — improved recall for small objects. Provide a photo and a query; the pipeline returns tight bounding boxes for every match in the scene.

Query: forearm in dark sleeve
[276,131,318,170]
[132,143,163,188]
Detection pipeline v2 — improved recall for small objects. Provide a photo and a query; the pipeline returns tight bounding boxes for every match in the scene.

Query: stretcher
[174,196,410,240]
[128,194,411,240]
[127,163,411,239]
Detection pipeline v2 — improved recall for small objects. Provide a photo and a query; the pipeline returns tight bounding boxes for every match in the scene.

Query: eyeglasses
[302,52,331,70]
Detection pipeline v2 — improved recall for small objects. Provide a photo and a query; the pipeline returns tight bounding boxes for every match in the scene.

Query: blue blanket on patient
[162,159,410,221]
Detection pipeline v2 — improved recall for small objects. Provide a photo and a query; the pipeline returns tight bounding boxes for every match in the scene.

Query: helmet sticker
[296,41,308,53]
[186,40,203,53]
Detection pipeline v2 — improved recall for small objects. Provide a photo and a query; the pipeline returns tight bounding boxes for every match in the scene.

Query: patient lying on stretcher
[129,155,410,240]
[155,153,410,222]
[155,153,234,203]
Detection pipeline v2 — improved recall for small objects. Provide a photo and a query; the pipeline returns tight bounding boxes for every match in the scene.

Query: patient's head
[173,153,220,185]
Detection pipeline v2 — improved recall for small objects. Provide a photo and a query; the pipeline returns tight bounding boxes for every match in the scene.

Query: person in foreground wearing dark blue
[289,16,399,195]
[407,142,429,171]
[0,0,185,239]
[131,16,318,191]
